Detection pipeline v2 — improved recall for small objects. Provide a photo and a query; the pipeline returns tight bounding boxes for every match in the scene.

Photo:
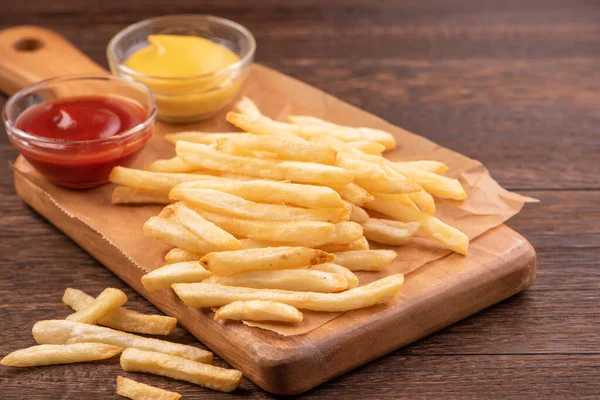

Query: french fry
[361,218,420,246]
[365,194,469,254]
[309,263,359,289]
[393,160,448,174]
[318,236,369,253]
[164,132,238,145]
[165,248,202,263]
[348,203,370,223]
[171,188,348,223]
[336,155,419,194]
[200,247,334,275]
[235,96,263,118]
[172,273,404,312]
[109,167,215,192]
[111,186,172,205]
[340,140,386,155]
[192,209,338,244]
[116,376,181,400]
[176,141,354,188]
[333,250,398,271]
[145,156,200,173]
[66,288,128,325]
[173,179,344,209]
[408,189,436,215]
[32,320,213,363]
[215,300,303,323]
[338,183,374,206]
[142,262,212,292]
[325,221,364,245]
[62,288,177,335]
[120,348,242,393]
[204,269,348,293]
[226,111,303,139]
[143,216,223,254]
[216,134,337,165]
[1,343,123,367]
[287,115,397,149]
[391,165,467,200]
[168,203,241,250]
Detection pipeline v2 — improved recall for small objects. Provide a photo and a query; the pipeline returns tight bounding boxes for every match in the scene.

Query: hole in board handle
[13,38,44,52]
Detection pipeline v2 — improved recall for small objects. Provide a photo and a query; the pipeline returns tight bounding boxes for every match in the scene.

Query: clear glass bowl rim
[3,74,157,146]
[106,14,256,81]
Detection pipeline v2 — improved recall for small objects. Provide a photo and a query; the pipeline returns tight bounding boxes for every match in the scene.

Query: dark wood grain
[1,0,598,398]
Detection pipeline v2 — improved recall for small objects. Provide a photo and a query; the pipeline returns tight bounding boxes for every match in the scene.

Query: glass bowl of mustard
[107,15,255,123]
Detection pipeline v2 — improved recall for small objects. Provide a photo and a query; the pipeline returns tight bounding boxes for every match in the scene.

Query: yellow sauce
[124,35,244,122]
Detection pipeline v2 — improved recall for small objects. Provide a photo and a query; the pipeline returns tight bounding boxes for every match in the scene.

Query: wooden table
[1,1,598,398]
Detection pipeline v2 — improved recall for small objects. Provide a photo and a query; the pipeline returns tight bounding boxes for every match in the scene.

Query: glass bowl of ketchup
[3,75,156,189]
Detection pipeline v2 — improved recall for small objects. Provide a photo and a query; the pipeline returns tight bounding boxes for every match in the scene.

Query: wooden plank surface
[1,0,599,398]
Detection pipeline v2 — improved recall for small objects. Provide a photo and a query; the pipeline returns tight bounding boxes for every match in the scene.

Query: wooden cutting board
[1,26,536,395]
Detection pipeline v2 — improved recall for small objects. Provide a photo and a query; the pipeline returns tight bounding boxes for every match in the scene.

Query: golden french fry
[143,216,223,254]
[33,320,212,363]
[171,188,348,223]
[340,140,386,155]
[1,343,123,367]
[66,288,128,325]
[109,167,216,192]
[205,269,347,293]
[325,221,364,245]
[234,96,263,118]
[145,156,200,173]
[408,189,436,215]
[168,203,241,250]
[348,203,370,223]
[393,160,448,174]
[338,183,374,206]
[165,248,203,264]
[142,262,212,292]
[226,111,303,139]
[309,263,359,289]
[176,141,354,188]
[62,288,177,335]
[391,165,466,200]
[318,236,369,253]
[173,179,344,209]
[336,155,419,194]
[173,273,404,312]
[215,300,303,323]
[111,186,172,205]
[287,115,397,149]
[365,194,468,254]
[361,218,420,246]
[120,348,242,393]
[216,134,337,165]
[200,247,334,275]
[164,132,239,145]
[333,250,398,271]
[192,209,338,244]
[117,376,181,400]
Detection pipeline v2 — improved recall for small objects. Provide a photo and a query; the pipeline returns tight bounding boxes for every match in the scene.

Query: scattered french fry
[200,247,333,275]
[165,248,203,264]
[143,216,223,254]
[32,320,213,363]
[215,300,303,323]
[309,263,359,289]
[62,288,177,335]
[116,376,181,400]
[1,343,123,367]
[333,250,398,271]
[109,167,215,192]
[391,165,466,200]
[318,236,369,253]
[393,160,448,174]
[66,288,128,325]
[408,189,436,215]
[111,186,172,205]
[142,262,212,292]
[338,183,374,206]
[164,132,239,145]
[348,203,370,223]
[120,348,241,393]
[205,269,348,293]
[361,218,420,246]
[172,273,404,312]
[145,156,200,173]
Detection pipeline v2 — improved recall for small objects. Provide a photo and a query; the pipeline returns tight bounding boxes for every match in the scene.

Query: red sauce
[13,95,152,188]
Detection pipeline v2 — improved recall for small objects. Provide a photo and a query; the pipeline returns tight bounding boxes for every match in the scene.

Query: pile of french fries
[1,287,242,397]
[108,97,469,325]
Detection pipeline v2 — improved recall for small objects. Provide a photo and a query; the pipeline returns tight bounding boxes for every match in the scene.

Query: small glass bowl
[107,15,256,123]
[3,75,156,189]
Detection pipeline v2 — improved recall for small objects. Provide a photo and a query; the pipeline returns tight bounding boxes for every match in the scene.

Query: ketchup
[13,95,152,189]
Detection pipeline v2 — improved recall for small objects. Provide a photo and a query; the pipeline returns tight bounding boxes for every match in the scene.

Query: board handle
[0,25,108,96]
